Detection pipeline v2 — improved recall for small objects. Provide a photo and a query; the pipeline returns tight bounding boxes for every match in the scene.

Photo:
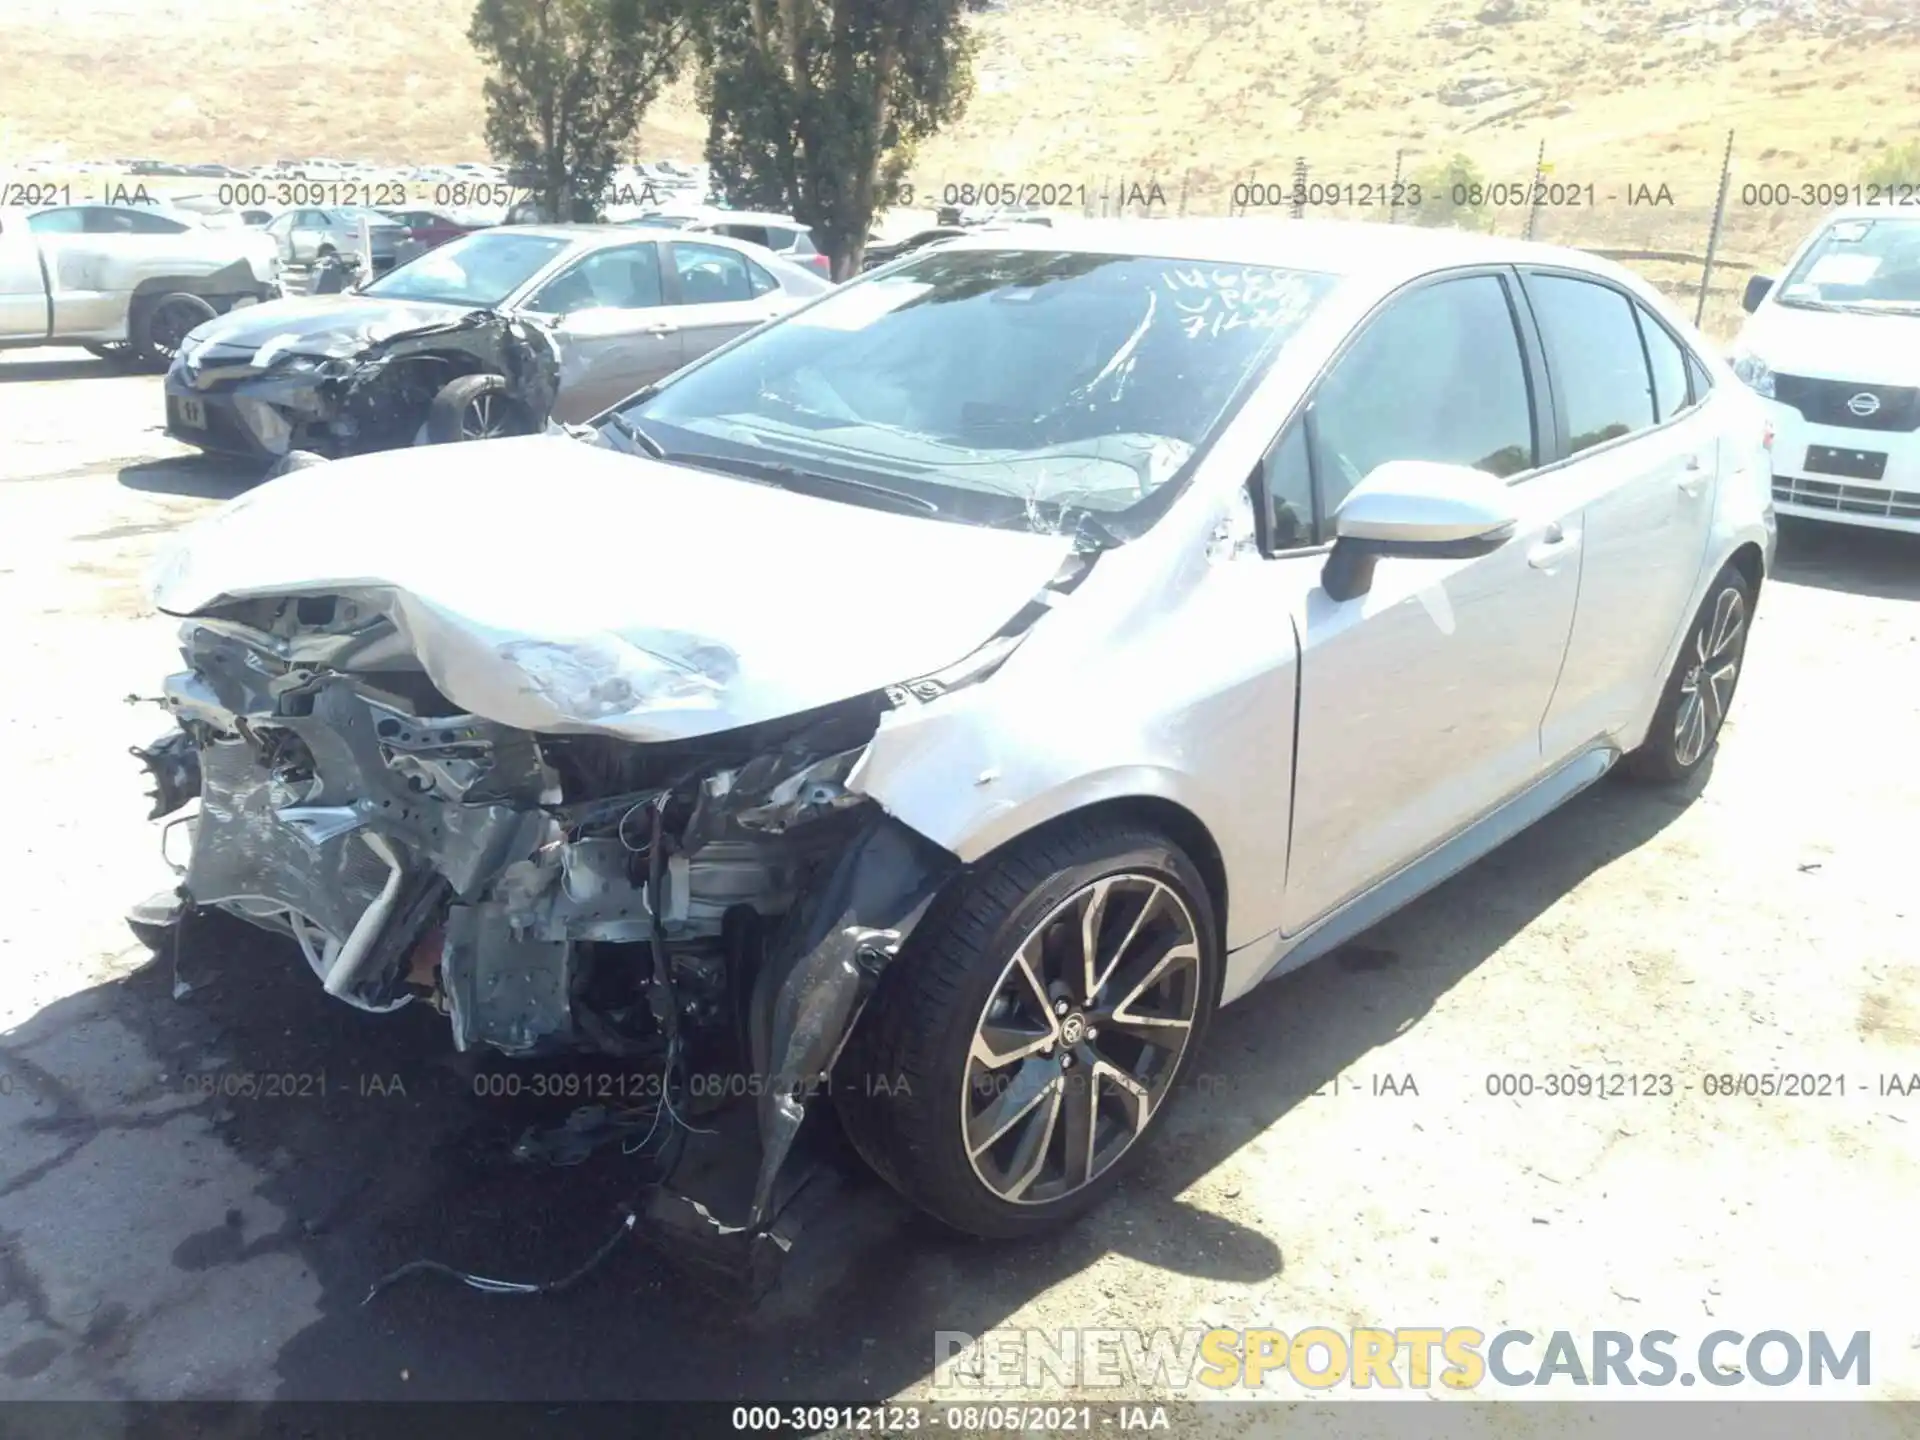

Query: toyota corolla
[134,219,1774,1248]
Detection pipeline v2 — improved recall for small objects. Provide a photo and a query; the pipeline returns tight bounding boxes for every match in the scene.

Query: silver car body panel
[148,434,1076,743]
[845,222,1775,995]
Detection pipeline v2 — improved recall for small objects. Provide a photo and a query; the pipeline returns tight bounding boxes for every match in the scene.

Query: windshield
[362,230,572,307]
[1777,216,1920,312]
[613,248,1335,536]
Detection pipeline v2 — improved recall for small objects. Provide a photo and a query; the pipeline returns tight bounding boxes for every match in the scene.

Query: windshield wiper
[600,412,667,457]
[663,451,940,515]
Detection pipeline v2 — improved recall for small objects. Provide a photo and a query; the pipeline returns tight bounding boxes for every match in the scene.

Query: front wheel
[426,374,526,443]
[1624,562,1754,784]
[129,292,217,369]
[836,817,1221,1238]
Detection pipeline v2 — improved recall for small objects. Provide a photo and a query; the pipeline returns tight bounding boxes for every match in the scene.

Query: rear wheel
[129,292,217,369]
[1624,563,1754,783]
[836,817,1220,1238]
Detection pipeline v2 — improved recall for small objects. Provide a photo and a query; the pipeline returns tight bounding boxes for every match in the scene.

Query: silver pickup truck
[0,203,280,368]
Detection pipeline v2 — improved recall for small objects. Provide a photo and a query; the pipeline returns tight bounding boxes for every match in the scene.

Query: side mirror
[1321,460,1518,602]
[1742,274,1774,314]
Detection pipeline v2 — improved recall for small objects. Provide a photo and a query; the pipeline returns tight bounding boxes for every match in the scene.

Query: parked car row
[130,213,1785,1258]
[0,202,280,363]
[160,225,829,460]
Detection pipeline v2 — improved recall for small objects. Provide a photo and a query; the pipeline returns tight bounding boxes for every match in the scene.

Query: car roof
[485,223,797,262]
[692,211,802,227]
[928,216,1641,288]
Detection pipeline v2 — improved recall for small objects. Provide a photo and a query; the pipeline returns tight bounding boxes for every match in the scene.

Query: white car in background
[0,202,279,365]
[1732,203,1920,533]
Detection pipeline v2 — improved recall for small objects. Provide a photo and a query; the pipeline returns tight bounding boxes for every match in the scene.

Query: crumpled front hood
[149,435,1076,742]
[187,294,480,362]
[1737,303,1920,386]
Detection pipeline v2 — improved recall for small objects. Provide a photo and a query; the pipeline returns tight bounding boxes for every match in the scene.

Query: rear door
[0,212,50,339]
[521,240,680,422]
[665,239,783,360]
[1519,270,1721,761]
[1279,268,1585,934]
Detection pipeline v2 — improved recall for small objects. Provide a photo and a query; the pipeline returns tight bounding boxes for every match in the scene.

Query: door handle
[643,322,675,334]
[1527,522,1578,569]
[1678,456,1709,497]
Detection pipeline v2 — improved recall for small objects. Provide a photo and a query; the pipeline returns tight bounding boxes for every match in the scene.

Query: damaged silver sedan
[135,221,1774,1242]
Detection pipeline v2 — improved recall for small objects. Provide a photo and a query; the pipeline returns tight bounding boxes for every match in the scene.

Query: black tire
[426,373,526,443]
[84,342,133,363]
[128,292,217,369]
[264,449,328,481]
[1623,562,1755,784]
[835,816,1222,1239]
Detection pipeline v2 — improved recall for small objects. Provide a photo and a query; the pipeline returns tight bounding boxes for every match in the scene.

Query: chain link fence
[917,132,1888,342]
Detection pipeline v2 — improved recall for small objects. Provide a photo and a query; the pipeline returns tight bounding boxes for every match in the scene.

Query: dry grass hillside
[5,0,1918,329]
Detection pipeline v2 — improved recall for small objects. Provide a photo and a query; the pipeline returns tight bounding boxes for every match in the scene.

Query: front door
[0,214,52,339]
[1278,270,1585,934]
[522,241,682,422]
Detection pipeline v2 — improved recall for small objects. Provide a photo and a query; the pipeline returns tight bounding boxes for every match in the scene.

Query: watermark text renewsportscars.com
[934,1327,1870,1391]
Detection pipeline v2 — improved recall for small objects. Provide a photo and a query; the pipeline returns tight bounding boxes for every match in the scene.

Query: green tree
[695,0,989,278]
[1411,153,1493,233]
[1861,139,1920,189]
[469,0,689,223]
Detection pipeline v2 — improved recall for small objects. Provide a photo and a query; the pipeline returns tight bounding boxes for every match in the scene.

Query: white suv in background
[1732,204,1920,534]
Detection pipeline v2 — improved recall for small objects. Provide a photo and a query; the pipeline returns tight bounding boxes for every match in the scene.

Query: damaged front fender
[746,809,959,1227]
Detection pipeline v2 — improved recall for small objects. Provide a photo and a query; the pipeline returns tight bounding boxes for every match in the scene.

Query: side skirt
[1220,743,1619,1005]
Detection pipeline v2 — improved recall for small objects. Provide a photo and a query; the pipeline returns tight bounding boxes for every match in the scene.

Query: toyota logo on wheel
[1847,392,1882,417]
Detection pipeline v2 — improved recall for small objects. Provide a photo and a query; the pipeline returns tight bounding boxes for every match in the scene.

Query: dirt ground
[1,345,1916,1420]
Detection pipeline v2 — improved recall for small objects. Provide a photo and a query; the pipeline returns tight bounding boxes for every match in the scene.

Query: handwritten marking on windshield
[1162,267,1320,339]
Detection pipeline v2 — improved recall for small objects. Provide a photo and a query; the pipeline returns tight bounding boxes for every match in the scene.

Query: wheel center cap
[1059,1012,1088,1046]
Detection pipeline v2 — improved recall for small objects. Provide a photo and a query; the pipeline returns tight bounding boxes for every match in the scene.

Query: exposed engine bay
[133,590,987,1231]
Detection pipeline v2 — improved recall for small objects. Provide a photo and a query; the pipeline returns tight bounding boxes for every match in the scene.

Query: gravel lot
[1,346,1916,1418]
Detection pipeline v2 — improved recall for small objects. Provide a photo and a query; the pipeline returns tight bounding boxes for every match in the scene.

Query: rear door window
[670,241,756,303]
[1524,273,1658,453]
[1634,304,1692,422]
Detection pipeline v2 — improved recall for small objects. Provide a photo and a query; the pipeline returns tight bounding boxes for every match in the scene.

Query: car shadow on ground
[0,769,1696,1402]
[1772,518,1920,601]
[116,454,261,501]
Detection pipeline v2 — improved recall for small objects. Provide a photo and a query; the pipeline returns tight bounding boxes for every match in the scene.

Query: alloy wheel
[461,391,510,440]
[149,300,201,361]
[961,873,1202,1205]
[1673,584,1746,768]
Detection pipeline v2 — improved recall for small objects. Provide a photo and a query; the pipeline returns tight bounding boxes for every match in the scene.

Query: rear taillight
[1763,420,1775,452]
[805,254,832,278]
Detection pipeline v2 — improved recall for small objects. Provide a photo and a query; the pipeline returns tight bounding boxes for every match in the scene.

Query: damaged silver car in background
[133,221,1773,1252]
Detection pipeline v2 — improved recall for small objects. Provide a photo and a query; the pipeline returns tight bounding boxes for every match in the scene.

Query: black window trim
[1512,264,1714,474]
[1251,263,1551,558]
